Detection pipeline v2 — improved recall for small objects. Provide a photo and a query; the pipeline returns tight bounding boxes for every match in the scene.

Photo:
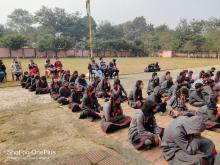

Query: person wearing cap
[128,100,163,150]
[197,94,220,130]
[161,115,216,165]
[57,81,71,105]
[29,74,40,92]
[101,93,131,133]
[189,83,208,107]
[128,80,145,109]
[167,87,194,118]
[147,88,168,113]
[96,76,111,101]
[112,78,128,102]
[79,85,102,121]
[50,75,62,100]
[109,59,119,79]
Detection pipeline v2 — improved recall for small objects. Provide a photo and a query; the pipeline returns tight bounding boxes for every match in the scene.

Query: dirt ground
[1,64,220,165]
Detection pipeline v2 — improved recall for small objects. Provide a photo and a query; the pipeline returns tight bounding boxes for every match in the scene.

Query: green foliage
[7,9,34,33]
[1,34,28,50]
[0,7,220,55]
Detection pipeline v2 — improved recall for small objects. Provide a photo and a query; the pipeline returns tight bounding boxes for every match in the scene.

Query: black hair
[136,80,143,88]
[141,100,157,116]
[114,78,120,85]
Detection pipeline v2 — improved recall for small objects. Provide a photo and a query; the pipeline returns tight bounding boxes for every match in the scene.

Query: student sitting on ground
[147,73,159,95]
[79,85,103,121]
[35,76,50,95]
[0,60,6,82]
[167,87,194,118]
[113,78,128,102]
[160,71,170,84]
[197,94,220,130]
[128,100,163,150]
[62,70,71,82]
[21,72,29,88]
[25,74,32,89]
[69,87,82,112]
[191,73,209,90]
[101,93,131,133]
[161,75,174,92]
[96,77,111,101]
[213,71,220,83]
[128,80,145,109]
[28,60,39,76]
[57,81,71,105]
[29,75,40,92]
[69,71,78,89]
[161,115,216,165]
[168,76,190,99]
[50,75,62,100]
[75,74,88,91]
[189,83,208,107]
[90,76,101,88]
[148,88,168,113]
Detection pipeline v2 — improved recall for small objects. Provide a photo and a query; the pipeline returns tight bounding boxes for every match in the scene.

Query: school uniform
[128,87,144,109]
[101,101,131,133]
[161,116,216,165]
[128,109,163,150]
[57,87,71,105]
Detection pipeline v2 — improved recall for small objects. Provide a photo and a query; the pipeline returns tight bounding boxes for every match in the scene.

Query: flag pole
[86,0,93,58]
[89,14,93,58]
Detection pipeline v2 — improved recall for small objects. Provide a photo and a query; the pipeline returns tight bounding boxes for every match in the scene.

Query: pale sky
[0,0,220,28]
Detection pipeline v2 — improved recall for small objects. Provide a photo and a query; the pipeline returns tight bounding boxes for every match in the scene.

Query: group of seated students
[19,58,220,165]
[88,57,119,79]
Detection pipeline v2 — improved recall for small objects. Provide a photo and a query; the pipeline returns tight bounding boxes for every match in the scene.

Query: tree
[1,34,28,50]
[51,36,73,52]
[96,21,123,40]
[123,16,147,40]
[7,9,34,33]
[36,34,54,52]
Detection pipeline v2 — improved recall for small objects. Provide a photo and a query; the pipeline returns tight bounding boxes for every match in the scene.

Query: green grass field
[1,57,220,87]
